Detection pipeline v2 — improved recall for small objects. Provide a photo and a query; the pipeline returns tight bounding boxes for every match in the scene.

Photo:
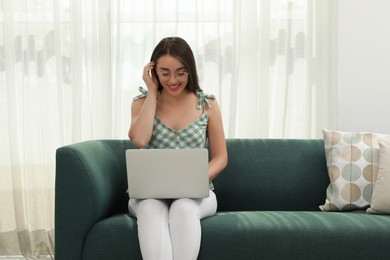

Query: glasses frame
[157,70,189,81]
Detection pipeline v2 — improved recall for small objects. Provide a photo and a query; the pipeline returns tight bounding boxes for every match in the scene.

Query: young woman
[128,37,228,260]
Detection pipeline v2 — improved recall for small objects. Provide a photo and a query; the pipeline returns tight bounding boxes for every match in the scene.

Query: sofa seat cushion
[83,212,390,260]
[83,214,142,260]
[201,211,390,260]
[199,211,390,260]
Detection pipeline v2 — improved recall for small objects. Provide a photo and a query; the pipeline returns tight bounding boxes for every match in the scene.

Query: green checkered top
[134,86,215,149]
[134,86,216,189]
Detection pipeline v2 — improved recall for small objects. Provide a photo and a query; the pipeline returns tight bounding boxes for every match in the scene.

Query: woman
[128,37,228,260]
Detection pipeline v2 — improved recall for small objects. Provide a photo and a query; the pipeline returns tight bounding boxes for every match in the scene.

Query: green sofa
[55,139,390,260]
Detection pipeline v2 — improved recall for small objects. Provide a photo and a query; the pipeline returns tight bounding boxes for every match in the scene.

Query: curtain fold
[230,0,262,137]
[1,1,56,258]
[0,0,336,258]
[228,0,336,138]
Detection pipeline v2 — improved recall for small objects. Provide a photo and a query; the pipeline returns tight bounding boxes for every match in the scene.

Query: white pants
[128,191,217,260]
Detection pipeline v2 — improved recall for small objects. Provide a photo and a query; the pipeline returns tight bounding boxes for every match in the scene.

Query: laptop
[125,148,210,199]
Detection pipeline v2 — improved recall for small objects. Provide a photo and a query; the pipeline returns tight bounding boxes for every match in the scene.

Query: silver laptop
[125,148,209,199]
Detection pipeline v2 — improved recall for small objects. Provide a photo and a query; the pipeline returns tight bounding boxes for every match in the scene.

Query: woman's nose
[168,74,178,84]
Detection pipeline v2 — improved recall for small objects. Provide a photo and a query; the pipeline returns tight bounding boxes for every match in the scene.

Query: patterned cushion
[367,136,390,214]
[320,129,381,211]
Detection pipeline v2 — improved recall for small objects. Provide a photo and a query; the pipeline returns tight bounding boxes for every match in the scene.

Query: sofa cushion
[83,214,142,260]
[214,139,329,211]
[199,211,390,260]
[320,129,381,211]
[367,136,390,214]
[83,212,390,260]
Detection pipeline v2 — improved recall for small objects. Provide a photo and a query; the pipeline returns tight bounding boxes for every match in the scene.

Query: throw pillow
[320,129,381,211]
[367,136,390,214]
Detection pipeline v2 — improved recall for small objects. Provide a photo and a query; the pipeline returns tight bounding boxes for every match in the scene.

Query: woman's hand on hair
[143,61,159,94]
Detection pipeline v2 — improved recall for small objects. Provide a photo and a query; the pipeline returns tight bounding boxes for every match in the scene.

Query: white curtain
[112,0,337,138]
[0,0,113,258]
[0,0,336,258]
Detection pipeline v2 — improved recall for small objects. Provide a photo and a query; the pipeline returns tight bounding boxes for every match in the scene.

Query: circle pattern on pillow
[320,130,381,211]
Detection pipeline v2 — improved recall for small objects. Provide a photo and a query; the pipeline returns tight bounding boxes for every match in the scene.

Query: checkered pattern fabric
[134,87,215,150]
[144,114,208,149]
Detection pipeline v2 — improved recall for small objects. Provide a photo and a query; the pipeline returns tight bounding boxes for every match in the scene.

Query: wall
[338,0,390,133]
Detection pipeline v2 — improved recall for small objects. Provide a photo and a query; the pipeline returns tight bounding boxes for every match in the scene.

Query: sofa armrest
[55,140,132,260]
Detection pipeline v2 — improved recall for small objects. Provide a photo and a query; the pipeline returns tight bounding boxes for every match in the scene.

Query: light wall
[338,0,390,133]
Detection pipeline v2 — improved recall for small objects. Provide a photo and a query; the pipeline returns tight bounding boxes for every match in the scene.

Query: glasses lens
[176,71,188,81]
[159,71,188,81]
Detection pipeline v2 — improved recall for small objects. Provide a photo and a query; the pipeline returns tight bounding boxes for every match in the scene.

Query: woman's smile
[167,84,180,91]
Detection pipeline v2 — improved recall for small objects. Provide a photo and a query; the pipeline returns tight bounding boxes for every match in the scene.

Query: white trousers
[128,191,217,260]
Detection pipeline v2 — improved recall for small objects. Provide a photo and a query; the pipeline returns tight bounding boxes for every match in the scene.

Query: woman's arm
[128,96,156,148]
[128,62,159,148]
[206,99,228,181]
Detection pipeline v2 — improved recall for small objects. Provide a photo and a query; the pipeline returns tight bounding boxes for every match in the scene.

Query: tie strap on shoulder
[196,89,215,110]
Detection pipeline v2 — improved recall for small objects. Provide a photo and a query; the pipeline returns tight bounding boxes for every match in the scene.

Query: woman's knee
[169,199,199,220]
[136,199,169,217]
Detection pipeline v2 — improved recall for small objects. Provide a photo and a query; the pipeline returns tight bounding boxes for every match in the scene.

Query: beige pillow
[367,136,390,214]
[320,129,381,211]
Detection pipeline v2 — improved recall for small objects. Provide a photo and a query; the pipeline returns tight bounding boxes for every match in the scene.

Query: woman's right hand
[142,61,159,92]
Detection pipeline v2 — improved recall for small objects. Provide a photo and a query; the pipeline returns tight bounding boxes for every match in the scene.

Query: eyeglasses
[158,70,189,81]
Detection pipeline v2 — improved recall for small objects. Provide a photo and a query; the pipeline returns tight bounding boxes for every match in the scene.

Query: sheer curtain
[0,0,336,258]
[0,0,113,258]
[229,0,337,137]
[113,0,337,138]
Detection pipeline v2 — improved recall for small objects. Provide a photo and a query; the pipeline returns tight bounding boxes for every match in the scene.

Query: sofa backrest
[213,139,329,211]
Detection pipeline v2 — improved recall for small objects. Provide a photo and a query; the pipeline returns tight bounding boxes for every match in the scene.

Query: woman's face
[155,55,189,96]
